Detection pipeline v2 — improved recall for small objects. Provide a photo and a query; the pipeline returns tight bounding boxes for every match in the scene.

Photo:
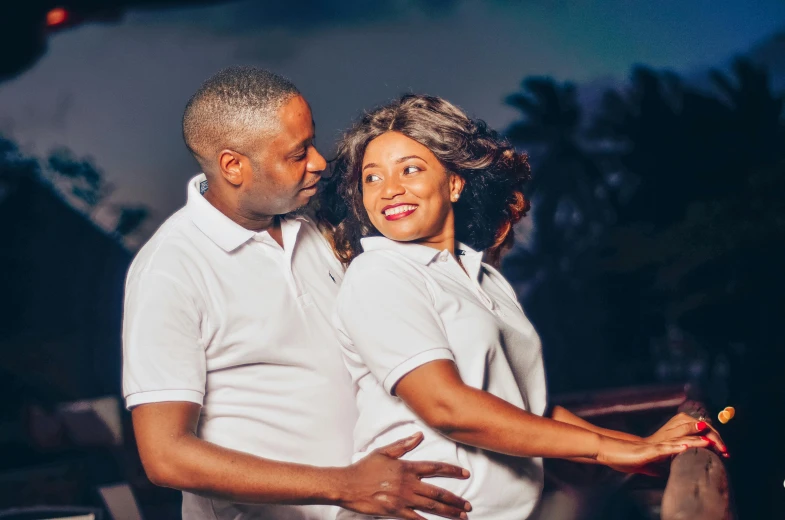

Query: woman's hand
[596,435,711,476]
[646,412,728,458]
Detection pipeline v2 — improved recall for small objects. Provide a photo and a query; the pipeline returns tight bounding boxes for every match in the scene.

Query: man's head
[182,66,326,222]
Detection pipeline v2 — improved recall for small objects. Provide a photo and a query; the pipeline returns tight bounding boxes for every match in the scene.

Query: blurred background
[0,1,783,519]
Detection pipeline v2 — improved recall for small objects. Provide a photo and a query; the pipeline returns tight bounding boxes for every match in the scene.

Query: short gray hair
[182,66,300,173]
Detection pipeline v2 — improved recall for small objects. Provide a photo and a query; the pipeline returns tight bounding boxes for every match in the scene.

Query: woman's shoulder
[345,248,424,279]
[341,249,433,299]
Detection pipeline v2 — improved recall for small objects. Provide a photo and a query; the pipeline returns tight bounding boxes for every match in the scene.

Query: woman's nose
[381,176,405,199]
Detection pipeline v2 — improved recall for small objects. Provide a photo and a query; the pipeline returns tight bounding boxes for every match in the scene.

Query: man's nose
[308,148,327,173]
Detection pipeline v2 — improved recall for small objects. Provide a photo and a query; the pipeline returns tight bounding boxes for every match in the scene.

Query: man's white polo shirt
[334,237,547,520]
[123,174,356,520]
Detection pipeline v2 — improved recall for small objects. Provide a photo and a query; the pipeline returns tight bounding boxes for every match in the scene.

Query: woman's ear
[449,174,466,202]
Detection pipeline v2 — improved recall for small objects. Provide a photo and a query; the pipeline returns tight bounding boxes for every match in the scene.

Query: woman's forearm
[432,386,606,459]
[550,405,642,442]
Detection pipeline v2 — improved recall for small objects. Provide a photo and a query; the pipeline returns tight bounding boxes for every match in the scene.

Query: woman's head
[330,94,531,265]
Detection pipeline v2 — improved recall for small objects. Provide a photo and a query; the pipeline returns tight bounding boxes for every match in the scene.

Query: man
[122,67,472,520]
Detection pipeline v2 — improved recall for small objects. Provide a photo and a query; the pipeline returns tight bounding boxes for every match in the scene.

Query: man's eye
[365,173,381,183]
[403,165,420,175]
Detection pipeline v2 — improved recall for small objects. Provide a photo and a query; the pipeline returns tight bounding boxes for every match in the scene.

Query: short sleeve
[122,271,206,409]
[335,261,454,395]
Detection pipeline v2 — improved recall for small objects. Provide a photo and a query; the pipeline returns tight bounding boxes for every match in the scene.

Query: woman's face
[361,131,463,246]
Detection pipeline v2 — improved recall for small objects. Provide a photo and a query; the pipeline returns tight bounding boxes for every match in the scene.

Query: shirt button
[439,251,449,262]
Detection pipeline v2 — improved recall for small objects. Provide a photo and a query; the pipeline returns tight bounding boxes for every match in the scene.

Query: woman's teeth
[384,205,417,216]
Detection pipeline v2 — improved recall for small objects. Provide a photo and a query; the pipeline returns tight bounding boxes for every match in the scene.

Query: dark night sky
[1,0,783,235]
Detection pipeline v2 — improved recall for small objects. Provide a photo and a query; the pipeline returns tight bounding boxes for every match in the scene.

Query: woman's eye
[365,173,381,183]
[403,165,420,175]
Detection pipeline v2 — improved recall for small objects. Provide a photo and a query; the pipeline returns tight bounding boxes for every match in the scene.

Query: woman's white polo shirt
[334,237,547,520]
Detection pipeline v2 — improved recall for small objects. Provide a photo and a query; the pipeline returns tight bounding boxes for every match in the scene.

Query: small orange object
[46,7,68,26]
[718,406,734,424]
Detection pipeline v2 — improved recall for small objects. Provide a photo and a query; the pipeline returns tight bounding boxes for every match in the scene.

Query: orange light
[46,7,68,27]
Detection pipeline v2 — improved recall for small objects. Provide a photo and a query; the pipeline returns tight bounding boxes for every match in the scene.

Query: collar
[186,174,307,253]
[360,236,485,279]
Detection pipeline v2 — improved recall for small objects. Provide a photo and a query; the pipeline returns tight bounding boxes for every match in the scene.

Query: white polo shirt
[122,174,356,520]
[334,237,547,520]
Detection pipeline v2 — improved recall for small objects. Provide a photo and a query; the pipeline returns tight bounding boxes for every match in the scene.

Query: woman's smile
[382,203,419,220]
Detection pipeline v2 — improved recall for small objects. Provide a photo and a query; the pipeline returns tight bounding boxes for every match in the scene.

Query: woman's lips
[383,204,418,221]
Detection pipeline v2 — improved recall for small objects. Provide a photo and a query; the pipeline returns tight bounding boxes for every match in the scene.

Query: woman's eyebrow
[362,154,426,171]
[395,155,425,164]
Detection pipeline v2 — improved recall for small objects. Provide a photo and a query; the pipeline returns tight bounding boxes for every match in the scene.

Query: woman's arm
[550,405,641,441]
[394,360,708,469]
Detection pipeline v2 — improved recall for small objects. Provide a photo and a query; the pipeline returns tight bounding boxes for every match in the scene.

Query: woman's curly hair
[319,94,531,266]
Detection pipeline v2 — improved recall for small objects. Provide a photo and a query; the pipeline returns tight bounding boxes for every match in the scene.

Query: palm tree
[503,77,617,392]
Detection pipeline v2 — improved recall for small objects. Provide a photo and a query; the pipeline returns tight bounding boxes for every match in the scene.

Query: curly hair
[322,94,531,266]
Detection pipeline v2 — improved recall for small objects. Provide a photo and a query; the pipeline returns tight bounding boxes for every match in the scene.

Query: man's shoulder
[127,207,203,284]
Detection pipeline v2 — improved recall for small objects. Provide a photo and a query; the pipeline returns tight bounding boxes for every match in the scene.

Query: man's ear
[218,149,246,186]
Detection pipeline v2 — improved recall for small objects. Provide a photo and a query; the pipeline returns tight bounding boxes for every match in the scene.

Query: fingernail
[696,421,707,431]
[462,469,470,478]
[720,445,728,453]
[464,501,472,511]
[460,513,468,520]
[700,436,714,446]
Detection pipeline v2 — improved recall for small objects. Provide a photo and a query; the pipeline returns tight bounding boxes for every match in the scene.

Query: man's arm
[132,401,472,519]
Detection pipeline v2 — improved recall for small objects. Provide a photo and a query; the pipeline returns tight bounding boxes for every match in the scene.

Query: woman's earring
[452,193,460,202]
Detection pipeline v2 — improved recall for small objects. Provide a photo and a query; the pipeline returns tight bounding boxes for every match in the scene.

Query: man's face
[240,95,327,217]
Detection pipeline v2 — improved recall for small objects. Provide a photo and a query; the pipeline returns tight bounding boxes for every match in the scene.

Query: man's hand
[336,432,471,520]
[646,412,728,457]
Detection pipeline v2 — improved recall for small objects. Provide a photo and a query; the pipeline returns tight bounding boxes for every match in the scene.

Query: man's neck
[204,189,275,233]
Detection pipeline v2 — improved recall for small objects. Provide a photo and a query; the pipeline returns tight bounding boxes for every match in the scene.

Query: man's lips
[382,203,418,221]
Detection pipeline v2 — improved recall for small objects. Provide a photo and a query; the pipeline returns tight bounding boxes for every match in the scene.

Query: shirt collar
[360,236,485,279]
[186,174,307,253]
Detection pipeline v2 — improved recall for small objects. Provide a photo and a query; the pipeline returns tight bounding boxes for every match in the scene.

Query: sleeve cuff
[383,348,455,396]
[124,389,204,410]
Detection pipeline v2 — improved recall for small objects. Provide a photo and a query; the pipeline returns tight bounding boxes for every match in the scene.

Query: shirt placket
[252,220,310,306]
[437,250,495,311]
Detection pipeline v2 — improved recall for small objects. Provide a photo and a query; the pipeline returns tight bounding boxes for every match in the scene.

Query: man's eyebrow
[288,136,314,155]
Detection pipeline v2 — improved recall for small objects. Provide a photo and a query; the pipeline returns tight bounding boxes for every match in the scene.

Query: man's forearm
[145,432,344,506]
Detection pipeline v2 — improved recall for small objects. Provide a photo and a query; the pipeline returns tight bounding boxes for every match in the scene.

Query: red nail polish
[696,421,707,430]
[700,436,713,445]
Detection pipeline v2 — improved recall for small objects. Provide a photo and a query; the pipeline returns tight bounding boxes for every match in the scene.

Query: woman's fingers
[661,419,709,439]
[701,430,729,457]
[658,435,711,455]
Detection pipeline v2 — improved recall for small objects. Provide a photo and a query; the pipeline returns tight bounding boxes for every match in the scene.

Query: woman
[327,94,722,520]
